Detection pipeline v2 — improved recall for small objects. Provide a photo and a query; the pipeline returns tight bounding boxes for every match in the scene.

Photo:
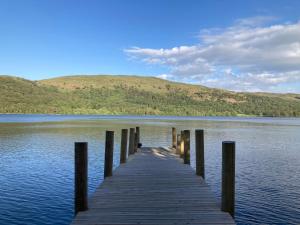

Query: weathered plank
[71,147,235,225]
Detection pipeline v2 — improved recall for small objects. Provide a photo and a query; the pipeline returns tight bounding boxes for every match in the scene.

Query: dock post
[136,126,140,145]
[120,129,128,164]
[128,128,135,155]
[75,142,88,215]
[180,130,184,158]
[176,134,181,154]
[195,129,205,178]
[172,127,176,149]
[104,131,114,178]
[134,132,138,152]
[183,130,190,164]
[221,141,235,218]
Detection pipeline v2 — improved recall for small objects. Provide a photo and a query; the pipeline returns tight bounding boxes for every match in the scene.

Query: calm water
[0,114,299,225]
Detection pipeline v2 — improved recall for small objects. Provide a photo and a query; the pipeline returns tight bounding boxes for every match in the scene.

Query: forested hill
[1,75,300,117]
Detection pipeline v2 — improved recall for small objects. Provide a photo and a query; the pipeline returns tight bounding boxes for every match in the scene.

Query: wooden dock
[71,146,235,225]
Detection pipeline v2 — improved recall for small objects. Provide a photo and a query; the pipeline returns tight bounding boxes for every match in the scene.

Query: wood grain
[72,147,235,225]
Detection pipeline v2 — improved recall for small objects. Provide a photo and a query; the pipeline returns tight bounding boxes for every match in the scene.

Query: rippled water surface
[0,114,299,225]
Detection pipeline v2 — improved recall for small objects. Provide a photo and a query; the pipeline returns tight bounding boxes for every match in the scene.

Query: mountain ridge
[1,75,299,117]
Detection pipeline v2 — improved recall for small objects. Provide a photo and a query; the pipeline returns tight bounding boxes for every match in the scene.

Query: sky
[0,0,300,93]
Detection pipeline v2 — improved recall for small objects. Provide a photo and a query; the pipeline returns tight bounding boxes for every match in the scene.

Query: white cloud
[124,16,300,93]
[156,74,174,80]
[234,16,276,27]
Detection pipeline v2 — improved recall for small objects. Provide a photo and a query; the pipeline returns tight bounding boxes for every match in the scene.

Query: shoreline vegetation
[1,75,299,117]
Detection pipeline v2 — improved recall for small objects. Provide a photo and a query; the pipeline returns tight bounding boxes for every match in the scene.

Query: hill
[0,75,299,117]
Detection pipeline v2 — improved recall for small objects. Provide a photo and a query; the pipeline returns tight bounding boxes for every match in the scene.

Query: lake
[0,114,299,225]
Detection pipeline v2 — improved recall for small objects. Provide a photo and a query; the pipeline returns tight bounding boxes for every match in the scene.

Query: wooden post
[183,130,190,164]
[172,127,176,149]
[176,134,181,155]
[134,132,138,152]
[195,129,205,178]
[75,142,88,214]
[120,129,128,164]
[128,128,135,155]
[136,126,140,145]
[104,131,114,178]
[180,130,184,158]
[221,141,235,218]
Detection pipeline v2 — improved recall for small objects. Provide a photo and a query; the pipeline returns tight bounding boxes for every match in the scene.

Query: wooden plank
[71,147,235,225]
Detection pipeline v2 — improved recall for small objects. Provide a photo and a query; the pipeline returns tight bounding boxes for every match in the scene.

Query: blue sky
[0,0,300,92]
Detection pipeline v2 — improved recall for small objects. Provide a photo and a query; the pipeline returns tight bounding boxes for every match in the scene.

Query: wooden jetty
[72,128,236,225]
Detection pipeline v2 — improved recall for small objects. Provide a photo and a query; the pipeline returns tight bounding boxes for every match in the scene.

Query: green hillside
[1,75,300,117]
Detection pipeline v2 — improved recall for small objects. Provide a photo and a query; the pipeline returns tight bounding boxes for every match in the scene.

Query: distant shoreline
[0,112,299,118]
[0,113,298,119]
[0,112,286,118]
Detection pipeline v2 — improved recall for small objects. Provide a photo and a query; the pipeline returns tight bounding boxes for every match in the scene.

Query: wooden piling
[74,142,88,215]
[136,126,140,145]
[221,141,235,218]
[104,131,114,178]
[172,127,176,149]
[183,130,190,164]
[176,134,181,155]
[128,128,135,155]
[134,132,138,153]
[180,130,184,158]
[195,129,205,178]
[120,129,128,164]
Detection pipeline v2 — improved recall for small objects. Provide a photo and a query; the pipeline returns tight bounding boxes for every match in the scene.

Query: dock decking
[71,147,235,225]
